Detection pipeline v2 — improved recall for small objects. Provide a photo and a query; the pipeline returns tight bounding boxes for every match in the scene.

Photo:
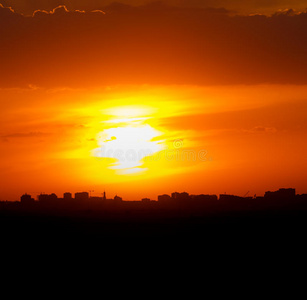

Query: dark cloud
[1,1,307,15]
[1,132,50,141]
[0,3,306,88]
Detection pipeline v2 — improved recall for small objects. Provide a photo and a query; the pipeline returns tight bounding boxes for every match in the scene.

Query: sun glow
[92,106,165,174]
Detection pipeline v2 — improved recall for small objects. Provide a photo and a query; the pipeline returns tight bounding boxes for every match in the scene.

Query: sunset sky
[0,1,306,201]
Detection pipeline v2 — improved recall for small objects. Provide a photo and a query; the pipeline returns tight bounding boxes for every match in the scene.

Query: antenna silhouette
[243,191,250,197]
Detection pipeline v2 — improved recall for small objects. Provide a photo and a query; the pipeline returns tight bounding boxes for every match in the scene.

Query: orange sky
[1,84,306,200]
[0,2,306,200]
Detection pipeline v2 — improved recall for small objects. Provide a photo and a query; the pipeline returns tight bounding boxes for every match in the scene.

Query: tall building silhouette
[64,192,72,201]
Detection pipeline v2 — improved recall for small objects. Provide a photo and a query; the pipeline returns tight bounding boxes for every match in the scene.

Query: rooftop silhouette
[0,187,306,217]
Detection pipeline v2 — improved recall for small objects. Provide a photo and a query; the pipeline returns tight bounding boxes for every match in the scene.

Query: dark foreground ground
[1,206,307,288]
[1,206,306,249]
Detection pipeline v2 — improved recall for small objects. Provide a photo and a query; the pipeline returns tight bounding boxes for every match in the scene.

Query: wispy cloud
[1,132,50,141]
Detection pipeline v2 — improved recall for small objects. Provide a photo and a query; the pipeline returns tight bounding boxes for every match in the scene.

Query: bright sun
[92,106,165,174]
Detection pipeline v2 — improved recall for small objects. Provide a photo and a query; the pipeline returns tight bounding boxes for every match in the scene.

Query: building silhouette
[114,195,123,202]
[75,192,89,202]
[158,194,171,202]
[38,193,58,203]
[64,192,72,201]
[171,192,190,203]
[265,188,296,200]
[20,193,35,205]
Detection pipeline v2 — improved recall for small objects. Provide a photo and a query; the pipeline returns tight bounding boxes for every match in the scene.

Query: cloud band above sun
[0,2,306,89]
[1,0,307,15]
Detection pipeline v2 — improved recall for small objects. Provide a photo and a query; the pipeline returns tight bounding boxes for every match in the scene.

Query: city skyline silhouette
[1,185,307,249]
[0,186,304,214]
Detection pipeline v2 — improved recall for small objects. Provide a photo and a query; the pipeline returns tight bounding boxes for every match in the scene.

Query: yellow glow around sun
[92,106,166,174]
[64,89,197,180]
[104,105,154,118]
